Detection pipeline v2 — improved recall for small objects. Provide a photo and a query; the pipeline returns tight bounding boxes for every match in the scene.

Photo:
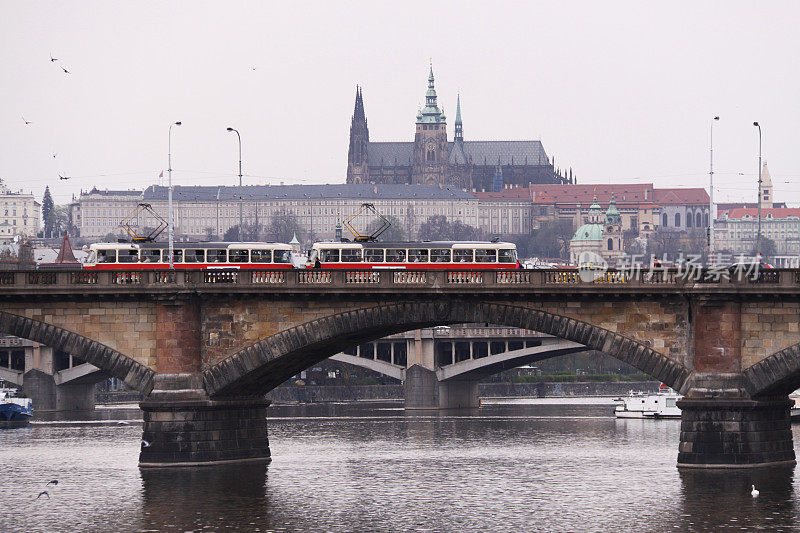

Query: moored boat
[0,385,33,427]
[614,385,681,419]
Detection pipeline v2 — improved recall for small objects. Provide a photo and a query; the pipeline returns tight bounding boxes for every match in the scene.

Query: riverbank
[96,381,660,406]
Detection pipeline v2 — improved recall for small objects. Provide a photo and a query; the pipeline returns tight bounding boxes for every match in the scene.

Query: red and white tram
[308,241,519,270]
[83,242,297,270]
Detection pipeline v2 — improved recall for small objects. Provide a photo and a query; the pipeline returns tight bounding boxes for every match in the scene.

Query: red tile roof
[652,188,710,205]
[723,207,800,219]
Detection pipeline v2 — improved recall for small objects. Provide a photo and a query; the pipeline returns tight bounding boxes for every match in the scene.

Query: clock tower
[413,65,449,186]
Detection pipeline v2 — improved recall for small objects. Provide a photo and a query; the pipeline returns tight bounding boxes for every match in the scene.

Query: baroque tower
[346,86,370,184]
[413,66,449,185]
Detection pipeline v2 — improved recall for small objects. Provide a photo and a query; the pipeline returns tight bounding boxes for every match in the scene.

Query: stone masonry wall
[1,297,797,378]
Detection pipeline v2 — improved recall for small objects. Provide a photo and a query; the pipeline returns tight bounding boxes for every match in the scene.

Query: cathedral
[346,66,568,191]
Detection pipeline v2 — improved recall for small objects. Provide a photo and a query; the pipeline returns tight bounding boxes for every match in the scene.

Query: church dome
[571,223,604,242]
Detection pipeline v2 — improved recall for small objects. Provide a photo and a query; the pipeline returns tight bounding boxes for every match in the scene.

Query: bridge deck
[0,268,796,298]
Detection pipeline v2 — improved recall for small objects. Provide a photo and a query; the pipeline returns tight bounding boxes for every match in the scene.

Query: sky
[1,1,799,206]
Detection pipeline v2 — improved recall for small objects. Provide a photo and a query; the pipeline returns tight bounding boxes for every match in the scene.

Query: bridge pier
[677,395,795,468]
[22,369,96,412]
[139,374,271,468]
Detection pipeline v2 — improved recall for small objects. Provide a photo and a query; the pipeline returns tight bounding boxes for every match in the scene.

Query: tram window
[184,249,205,263]
[386,249,406,262]
[171,249,183,262]
[408,249,429,263]
[251,249,272,263]
[364,249,384,262]
[498,249,517,263]
[320,249,339,262]
[430,249,451,262]
[208,249,227,263]
[141,249,161,263]
[96,249,115,263]
[453,249,472,263]
[274,250,291,263]
[476,249,497,263]
[118,249,138,263]
[341,249,362,262]
[229,249,249,263]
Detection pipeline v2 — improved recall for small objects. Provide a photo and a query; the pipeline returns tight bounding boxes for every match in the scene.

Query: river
[1,399,798,532]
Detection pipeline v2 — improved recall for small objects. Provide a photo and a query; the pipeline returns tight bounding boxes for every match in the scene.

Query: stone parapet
[139,395,271,467]
[677,395,795,468]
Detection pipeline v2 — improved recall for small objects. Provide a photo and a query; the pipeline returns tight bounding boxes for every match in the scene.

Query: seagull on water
[751,485,759,497]
[116,420,130,425]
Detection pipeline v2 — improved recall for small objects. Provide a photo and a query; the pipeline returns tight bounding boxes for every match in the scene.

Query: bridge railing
[1,267,798,292]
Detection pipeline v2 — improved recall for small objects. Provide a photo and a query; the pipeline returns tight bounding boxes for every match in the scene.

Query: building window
[687,213,693,227]
[426,149,435,162]
[696,212,702,227]
[675,213,681,227]
[662,213,668,227]
[607,238,613,251]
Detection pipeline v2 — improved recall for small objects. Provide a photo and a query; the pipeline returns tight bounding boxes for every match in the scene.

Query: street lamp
[753,121,762,258]
[709,116,719,264]
[226,127,243,242]
[168,121,182,270]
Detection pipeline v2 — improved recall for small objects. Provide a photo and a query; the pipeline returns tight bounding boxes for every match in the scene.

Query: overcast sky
[2,1,798,206]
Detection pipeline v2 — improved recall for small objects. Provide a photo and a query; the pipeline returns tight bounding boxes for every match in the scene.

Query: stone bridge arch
[743,341,800,397]
[0,310,154,394]
[204,301,690,397]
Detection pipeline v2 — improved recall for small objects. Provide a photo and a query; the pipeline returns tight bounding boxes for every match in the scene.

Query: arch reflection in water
[141,464,269,531]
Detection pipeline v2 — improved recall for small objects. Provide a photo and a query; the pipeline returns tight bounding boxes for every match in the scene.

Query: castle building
[346,66,566,191]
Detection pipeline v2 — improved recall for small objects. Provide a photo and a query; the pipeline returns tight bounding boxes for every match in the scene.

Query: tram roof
[91,241,291,250]
[313,241,516,249]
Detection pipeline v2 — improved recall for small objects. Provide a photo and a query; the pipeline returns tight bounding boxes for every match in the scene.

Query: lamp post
[709,116,719,264]
[753,121,762,258]
[226,127,243,242]
[168,121,181,270]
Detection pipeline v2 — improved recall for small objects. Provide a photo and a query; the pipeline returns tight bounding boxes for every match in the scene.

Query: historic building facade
[569,197,624,266]
[346,67,566,191]
[0,179,40,243]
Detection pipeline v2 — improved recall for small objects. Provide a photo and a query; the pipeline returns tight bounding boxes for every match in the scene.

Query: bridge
[1,267,799,468]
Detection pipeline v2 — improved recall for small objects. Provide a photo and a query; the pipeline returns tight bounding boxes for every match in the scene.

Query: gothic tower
[413,66,449,185]
[447,93,472,190]
[346,86,370,184]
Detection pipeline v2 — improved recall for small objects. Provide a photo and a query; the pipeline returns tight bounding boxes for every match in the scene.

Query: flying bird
[52,153,58,158]
[46,480,58,486]
[141,440,152,448]
[58,174,69,180]
[50,54,58,62]
[61,66,70,74]
[751,485,759,497]
[37,491,50,499]
[22,116,32,125]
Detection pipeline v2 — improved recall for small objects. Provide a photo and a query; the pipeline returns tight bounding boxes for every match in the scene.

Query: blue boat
[0,386,33,426]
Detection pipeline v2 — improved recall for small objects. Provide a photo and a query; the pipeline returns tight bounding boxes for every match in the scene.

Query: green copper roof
[605,195,621,224]
[417,64,446,124]
[571,223,604,242]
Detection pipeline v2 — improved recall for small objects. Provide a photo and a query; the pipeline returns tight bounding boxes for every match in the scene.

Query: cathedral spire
[352,85,365,123]
[417,63,445,124]
[454,93,463,142]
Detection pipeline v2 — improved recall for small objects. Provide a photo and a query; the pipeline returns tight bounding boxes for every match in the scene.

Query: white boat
[614,386,681,419]
[0,385,33,426]
[790,390,800,421]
